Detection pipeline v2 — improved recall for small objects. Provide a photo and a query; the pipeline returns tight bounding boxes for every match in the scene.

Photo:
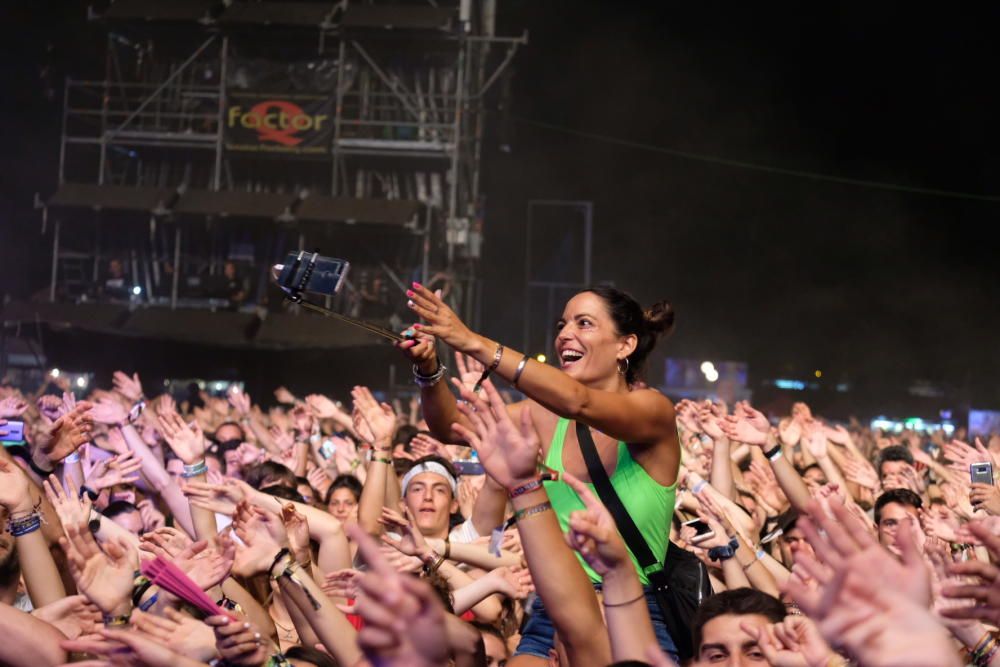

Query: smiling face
[554,292,637,387]
[403,472,458,538]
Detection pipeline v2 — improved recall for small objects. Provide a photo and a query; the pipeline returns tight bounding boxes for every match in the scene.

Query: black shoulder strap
[575,421,660,571]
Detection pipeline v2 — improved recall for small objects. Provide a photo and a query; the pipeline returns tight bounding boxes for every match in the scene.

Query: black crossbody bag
[575,422,711,662]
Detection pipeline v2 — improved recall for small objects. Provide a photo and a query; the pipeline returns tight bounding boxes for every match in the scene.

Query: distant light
[535,354,547,364]
[132,285,142,296]
[75,376,87,388]
[50,368,60,378]
[774,379,806,391]
[700,361,715,375]
[814,370,822,378]
[705,368,719,383]
[835,383,850,393]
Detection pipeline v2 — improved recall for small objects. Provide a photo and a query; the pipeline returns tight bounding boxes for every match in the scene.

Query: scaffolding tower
[45,0,525,332]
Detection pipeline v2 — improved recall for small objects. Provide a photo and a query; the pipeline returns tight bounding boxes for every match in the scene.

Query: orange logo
[227,101,329,146]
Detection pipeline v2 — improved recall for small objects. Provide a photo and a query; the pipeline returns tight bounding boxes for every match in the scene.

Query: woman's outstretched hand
[405,282,479,354]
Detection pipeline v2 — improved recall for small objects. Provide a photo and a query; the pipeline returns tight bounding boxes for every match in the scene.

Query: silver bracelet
[413,363,448,388]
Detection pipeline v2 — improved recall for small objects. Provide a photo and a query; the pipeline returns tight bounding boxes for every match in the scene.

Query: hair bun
[643,301,675,338]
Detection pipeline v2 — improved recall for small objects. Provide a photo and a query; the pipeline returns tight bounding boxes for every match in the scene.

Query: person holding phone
[398,283,681,664]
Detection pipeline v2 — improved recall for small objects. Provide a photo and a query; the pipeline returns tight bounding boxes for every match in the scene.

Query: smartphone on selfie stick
[273,250,405,343]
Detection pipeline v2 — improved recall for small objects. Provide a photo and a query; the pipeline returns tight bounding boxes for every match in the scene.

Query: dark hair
[285,645,339,667]
[325,474,363,505]
[395,424,421,449]
[470,620,508,644]
[261,485,305,504]
[243,461,297,491]
[103,500,140,520]
[581,286,674,384]
[877,445,915,478]
[874,488,923,524]
[213,421,246,443]
[692,589,786,651]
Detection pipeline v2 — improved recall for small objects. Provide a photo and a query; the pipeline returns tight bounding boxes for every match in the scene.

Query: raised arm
[452,381,611,667]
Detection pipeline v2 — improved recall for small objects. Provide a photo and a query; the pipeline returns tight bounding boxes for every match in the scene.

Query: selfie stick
[276,251,405,343]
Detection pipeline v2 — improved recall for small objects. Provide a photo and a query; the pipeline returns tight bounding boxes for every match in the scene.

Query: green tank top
[543,418,677,585]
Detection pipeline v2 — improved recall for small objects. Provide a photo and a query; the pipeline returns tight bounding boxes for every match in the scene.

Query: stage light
[814,370,822,378]
[705,368,719,383]
[75,377,87,388]
[536,354,547,363]
[132,286,142,296]
[700,361,715,374]
[50,368,60,378]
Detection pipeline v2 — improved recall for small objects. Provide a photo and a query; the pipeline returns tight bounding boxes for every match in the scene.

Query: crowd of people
[0,282,999,667]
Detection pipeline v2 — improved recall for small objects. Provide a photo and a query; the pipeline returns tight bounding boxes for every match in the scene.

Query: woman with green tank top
[399,283,682,666]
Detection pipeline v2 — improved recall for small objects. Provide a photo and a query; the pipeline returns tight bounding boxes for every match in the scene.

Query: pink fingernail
[413,324,422,329]
[412,282,423,289]
[406,290,414,297]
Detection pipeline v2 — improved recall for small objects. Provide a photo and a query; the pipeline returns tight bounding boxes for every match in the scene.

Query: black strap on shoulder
[575,421,660,572]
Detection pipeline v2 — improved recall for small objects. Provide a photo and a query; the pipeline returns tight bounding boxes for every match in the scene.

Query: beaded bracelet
[413,362,448,388]
[103,613,130,627]
[8,510,42,537]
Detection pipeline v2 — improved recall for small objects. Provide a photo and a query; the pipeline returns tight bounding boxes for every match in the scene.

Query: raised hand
[43,401,95,462]
[37,394,64,422]
[379,507,434,561]
[561,471,632,575]
[32,594,102,640]
[173,539,234,591]
[940,522,1000,625]
[454,350,487,394]
[0,459,32,512]
[0,396,27,419]
[89,397,129,426]
[778,418,802,447]
[231,503,288,577]
[281,504,312,566]
[487,565,534,600]
[349,523,450,667]
[61,521,137,614]
[137,498,167,532]
[696,401,727,441]
[720,401,769,446]
[787,504,956,667]
[970,483,1000,515]
[351,386,396,447]
[156,412,206,465]
[409,432,448,458]
[322,569,360,599]
[451,379,540,490]
[840,453,880,491]
[86,451,142,491]
[138,526,193,559]
[112,371,144,402]
[227,387,252,417]
[204,615,271,667]
[674,399,702,435]
[132,608,218,662]
[802,422,829,459]
[183,478,246,516]
[404,282,478,354]
[62,627,208,667]
[739,616,834,667]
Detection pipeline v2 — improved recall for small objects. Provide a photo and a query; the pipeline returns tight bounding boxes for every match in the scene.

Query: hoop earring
[617,357,630,376]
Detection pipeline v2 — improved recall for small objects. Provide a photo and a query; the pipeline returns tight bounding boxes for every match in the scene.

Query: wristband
[422,553,446,575]
[103,613,131,627]
[473,342,504,394]
[373,456,392,465]
[79,485,99,502]
[513,501,552,523]
[691,479,707,494]
[269,548,292,579]
[64,451,81,463]
[138,592,159,612]
[181,459,208,478]
[763,445,783,461]
[508,478,544,498]
[7,511,42,537]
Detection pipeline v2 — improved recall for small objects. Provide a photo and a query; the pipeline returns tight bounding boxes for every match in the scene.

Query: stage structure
[24,0,525,356]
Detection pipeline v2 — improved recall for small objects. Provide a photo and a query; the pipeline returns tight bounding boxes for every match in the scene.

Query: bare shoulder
[627,386,676,416]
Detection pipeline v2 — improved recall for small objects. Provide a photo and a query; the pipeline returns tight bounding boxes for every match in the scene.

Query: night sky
[2,2,999,413]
